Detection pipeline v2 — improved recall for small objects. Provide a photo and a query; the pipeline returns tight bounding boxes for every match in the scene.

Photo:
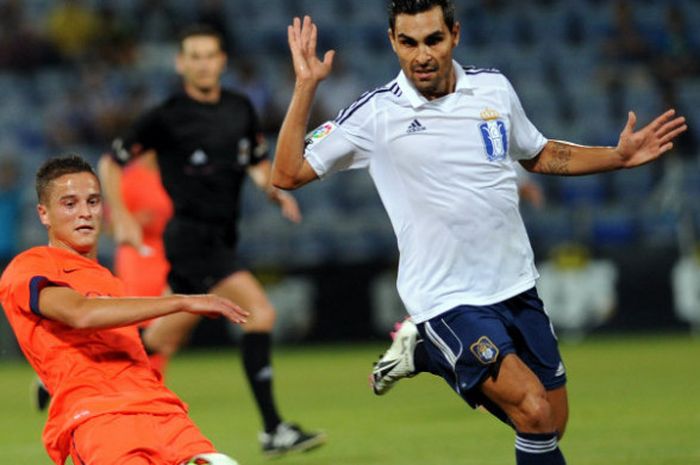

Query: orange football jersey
[0,246,186,464]
[115,162,173,296]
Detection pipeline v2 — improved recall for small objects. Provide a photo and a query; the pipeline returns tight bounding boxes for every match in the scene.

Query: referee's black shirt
[113,90,267,226]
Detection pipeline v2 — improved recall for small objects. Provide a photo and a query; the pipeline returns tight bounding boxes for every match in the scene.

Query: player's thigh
[211,270,276,329]
[480,354,554,432]
[479,354,546,410]
[160,413,216,464]
[419,305,518,396]
[71,413,215,465]
[70,414,158,464]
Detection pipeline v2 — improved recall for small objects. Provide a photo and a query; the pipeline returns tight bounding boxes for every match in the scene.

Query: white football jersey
[304,61,548,323]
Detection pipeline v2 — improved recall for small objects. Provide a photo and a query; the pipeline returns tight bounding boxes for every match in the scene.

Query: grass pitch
[0,334,698,465]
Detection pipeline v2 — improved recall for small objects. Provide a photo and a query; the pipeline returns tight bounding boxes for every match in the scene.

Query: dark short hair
[388,0,456,32]
[178,24,224,52]
[35,154,97,203]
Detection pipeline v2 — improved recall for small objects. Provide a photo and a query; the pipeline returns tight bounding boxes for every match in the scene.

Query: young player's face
[177,35,227,93]
[389,6,460,100]
[37,172,103,258]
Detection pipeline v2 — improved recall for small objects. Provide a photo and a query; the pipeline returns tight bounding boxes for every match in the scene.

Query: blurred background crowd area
[0,0,699,342]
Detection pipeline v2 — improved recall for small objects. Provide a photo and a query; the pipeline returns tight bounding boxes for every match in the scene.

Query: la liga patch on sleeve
[305,122,337,147]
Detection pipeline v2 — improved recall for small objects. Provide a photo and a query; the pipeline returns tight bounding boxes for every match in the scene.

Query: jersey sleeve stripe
[28,276,66,317]
[29,276,51,316]
[462,65,501,75]
[335,83,400,126]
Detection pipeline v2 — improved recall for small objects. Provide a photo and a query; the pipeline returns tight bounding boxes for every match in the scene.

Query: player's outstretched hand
[180,294,249,325]
[616,109,687,168]
[288,15,335,84]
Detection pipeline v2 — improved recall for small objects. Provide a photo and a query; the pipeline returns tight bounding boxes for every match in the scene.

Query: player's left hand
[615,109,687,168]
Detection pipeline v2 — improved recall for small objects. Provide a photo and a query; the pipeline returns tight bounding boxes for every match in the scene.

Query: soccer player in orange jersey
[0,155,247,465]
[111,152,173,376]
[113,152,173,298]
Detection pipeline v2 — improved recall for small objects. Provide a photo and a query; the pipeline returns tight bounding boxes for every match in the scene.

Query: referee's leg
[210,271,281,434]
[210,271,325,455]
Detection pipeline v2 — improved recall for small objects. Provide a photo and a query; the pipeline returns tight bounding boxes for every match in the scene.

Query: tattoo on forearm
[545,142,571,175]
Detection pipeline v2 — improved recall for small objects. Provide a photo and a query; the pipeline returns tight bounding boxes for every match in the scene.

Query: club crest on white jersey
[479,108,508,161]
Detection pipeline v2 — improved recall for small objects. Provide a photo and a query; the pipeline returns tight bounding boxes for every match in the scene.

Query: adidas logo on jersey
[406,119,426,134]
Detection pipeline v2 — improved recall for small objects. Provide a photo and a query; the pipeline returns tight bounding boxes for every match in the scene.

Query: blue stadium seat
[522,206,577,249]
[610,163,656,207]
[639,207,680,248]
[591,206,639,246]
[557,175,608,207]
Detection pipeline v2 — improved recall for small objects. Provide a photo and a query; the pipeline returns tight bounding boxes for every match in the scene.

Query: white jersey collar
[396,60,474,109]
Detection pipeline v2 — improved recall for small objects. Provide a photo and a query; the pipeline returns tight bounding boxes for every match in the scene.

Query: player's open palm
[288,15,335,83]
[182,294,249,325]
[616,109,687,168]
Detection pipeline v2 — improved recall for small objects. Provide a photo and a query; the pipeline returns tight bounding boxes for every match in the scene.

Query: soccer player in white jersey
[271,1,687,464]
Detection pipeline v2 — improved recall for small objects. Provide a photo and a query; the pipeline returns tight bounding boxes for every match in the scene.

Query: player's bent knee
[181,452,240,465]
[513,394,554,433]
[243,306,276,331]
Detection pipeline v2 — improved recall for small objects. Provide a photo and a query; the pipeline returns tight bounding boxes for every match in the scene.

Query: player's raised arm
[98,153,143,248]
[272,16,335,190]
[38,286,249,329]
[521,109,687,175]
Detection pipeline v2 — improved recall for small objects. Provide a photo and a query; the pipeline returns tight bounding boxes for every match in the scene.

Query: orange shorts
[69,412,215,465]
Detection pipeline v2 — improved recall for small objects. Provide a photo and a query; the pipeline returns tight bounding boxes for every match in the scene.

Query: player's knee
[181,452,240,465]
[244,305,276,331]
[512,393,554,433]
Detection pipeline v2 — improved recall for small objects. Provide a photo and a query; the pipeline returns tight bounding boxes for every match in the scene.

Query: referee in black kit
[99,24,325,457]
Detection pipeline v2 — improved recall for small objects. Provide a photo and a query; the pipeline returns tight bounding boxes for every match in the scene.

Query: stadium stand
[0,0,698,270]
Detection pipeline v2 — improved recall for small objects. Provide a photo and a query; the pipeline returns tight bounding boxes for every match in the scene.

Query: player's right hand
[181,294,249,325]
[287,15,335,84]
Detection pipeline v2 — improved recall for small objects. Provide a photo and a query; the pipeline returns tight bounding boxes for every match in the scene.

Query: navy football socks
[515,432,566,465]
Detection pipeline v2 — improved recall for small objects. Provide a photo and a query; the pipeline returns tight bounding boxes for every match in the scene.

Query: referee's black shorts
[163,217,245,294]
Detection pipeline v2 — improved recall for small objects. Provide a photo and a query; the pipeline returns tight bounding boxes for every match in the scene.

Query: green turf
[1,334,699,464]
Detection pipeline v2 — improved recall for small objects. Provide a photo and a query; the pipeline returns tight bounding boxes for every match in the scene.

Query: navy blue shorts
[417,287,566,410]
